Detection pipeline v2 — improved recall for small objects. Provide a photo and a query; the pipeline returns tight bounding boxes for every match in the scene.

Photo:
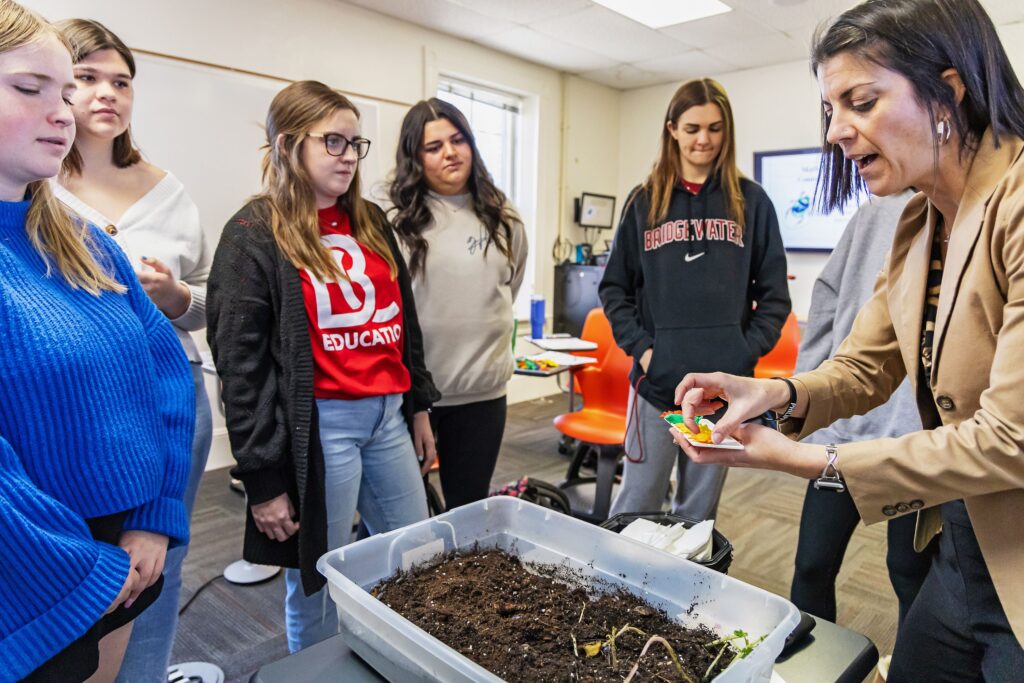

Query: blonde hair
[0,0,123,294]
[643,78,745,234]
[57,18,142,176]
[259,80,395,281]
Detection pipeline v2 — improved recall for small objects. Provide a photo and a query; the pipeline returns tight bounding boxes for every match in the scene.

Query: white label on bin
[401,539,445,570]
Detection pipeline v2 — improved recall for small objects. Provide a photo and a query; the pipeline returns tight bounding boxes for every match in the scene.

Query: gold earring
[936,117,952,145]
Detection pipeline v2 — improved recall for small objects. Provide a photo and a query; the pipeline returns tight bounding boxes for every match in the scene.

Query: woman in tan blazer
[672,1,1024,679]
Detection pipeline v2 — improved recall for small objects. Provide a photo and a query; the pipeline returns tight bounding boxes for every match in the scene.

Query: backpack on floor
[490,477,571,515]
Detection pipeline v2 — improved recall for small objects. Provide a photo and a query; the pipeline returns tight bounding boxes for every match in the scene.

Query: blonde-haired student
[0,2,193,680]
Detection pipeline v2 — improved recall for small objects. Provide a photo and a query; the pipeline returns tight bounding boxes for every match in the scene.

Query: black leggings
[790,480,934,625]
[429,396,507,510]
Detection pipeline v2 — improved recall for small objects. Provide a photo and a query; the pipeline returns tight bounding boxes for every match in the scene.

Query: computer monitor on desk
[553,263,605,338]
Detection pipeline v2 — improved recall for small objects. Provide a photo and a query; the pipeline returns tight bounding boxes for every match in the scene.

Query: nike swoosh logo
[684,252,705,262]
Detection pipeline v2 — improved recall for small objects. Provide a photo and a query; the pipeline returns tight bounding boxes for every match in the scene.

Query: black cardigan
[206,198,440,595]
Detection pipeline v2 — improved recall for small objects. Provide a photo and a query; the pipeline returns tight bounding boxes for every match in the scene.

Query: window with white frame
[437,78,522,210]
[437,77,534,319]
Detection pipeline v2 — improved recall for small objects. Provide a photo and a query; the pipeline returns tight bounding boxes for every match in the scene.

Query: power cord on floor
[178,574,223,616]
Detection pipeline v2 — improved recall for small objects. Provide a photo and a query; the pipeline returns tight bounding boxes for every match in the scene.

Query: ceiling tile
[703,30,810,70]
[475,27,618,73]
[633,50,739,81]
[451,0,592,25]
[529,5,691,64]
[658,7,776,49]
[728,0,1024,33]
[343,0,516,40]
[578,63,673,90]
[723,0,858,34]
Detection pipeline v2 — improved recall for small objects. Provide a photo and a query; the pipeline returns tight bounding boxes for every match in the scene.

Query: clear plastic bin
[318,497,799,682]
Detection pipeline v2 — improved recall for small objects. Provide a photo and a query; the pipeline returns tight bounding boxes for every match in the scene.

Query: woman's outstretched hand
[670,420,822,479]
[674,372,788,442]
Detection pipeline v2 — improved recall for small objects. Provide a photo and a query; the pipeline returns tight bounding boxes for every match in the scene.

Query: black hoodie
[599,175,791,410]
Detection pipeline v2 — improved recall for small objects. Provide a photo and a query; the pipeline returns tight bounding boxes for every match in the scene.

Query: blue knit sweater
[0,199,194,681]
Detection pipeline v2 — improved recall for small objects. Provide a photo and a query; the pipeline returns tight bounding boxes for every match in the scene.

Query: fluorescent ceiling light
[592,0,732,29]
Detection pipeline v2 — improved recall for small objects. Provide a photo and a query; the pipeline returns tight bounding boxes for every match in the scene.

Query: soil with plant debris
[372,548,742,682]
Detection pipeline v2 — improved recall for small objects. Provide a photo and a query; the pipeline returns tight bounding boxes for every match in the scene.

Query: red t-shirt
[299,205,410,399]
[680,178,704,195]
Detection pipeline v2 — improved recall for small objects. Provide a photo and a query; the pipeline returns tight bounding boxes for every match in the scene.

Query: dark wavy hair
[811,0,1024,212]
[389,98,519,278]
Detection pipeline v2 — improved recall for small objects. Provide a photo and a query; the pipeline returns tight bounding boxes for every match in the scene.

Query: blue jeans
[284,394,428,652]
[116,364,212,683]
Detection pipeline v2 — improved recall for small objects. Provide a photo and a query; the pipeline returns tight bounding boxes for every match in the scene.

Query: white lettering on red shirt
[299,205,410,399]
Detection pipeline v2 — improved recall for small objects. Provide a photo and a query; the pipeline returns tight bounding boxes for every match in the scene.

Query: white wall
[615,21,1024,321]
[28,0,622,468]
[562,75,621,254]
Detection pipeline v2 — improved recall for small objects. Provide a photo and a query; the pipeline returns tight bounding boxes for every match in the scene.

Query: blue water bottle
[530,295,545,340]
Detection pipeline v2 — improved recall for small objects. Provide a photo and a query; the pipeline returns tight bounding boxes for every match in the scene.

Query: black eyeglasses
[307,132,371,159]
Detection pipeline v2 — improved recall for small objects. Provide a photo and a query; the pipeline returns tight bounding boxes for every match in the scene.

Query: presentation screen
[754,148,864,251]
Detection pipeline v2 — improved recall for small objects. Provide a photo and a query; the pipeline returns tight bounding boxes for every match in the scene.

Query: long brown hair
[56,18,142,176]
[259,80,395,281]
[643,78,745,233]
[389,97,519,278]
[1,0,123,294]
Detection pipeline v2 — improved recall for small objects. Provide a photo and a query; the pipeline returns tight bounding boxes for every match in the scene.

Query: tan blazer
[789,129,1024,646]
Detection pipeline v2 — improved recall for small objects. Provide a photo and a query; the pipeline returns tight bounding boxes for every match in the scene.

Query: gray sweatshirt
[406,191,528,407]
[798,191,920,444]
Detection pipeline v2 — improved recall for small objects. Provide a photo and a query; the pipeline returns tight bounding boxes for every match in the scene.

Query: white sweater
[53,173,211,363]
[407,192,528,406]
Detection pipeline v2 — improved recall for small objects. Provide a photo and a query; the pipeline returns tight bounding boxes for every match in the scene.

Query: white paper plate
[671,418,744,450]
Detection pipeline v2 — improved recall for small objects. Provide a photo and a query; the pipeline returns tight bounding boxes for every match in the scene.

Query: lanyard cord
[624,374,647,463]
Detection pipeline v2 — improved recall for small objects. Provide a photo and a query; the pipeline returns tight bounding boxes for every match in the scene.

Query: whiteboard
[129,53,382,251]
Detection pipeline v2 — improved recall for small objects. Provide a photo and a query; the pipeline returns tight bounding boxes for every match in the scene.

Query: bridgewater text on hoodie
[599,176,792,410]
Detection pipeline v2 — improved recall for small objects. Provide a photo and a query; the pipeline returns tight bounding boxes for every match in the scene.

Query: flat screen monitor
[577,192,616,229]
[754,147,864,251]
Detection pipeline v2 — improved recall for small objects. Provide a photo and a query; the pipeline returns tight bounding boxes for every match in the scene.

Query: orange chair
[570,307,615,393]
[754,312,801,378]
[554,323,632,523]
[557,308,616,456]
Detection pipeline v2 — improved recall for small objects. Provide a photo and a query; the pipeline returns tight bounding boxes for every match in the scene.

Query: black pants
[429,396,507,510]
[790,480,934,625]
[888,501,1024,682]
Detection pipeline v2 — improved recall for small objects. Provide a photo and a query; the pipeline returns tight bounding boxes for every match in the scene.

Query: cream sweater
[54,173,210,363]
[406,192,528,406]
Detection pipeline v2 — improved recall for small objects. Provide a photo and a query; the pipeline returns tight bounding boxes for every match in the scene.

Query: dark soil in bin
[372,548,742,682]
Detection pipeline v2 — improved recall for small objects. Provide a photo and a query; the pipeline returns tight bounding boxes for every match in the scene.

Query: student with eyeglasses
[388,98,528,510]
[207,80,439,652]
